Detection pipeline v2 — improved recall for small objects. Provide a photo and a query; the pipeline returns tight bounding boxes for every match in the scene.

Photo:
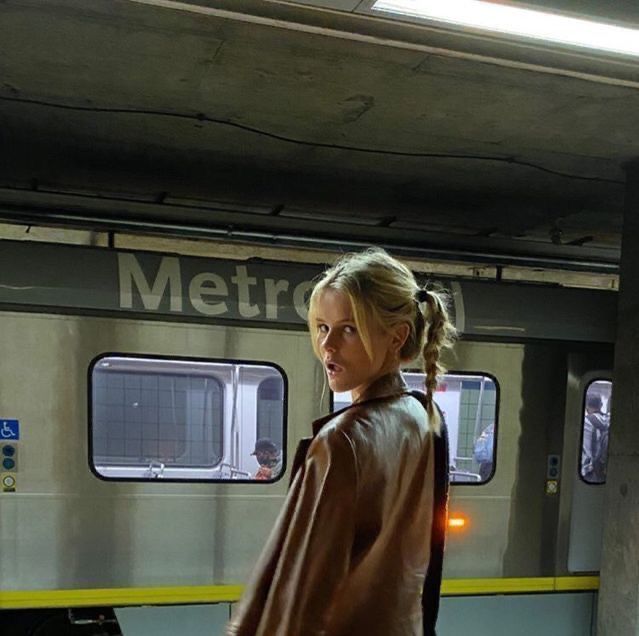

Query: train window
[257,376,284,450]
[89,355,287,482]
[332,371,499,484]
[580,380,612,485]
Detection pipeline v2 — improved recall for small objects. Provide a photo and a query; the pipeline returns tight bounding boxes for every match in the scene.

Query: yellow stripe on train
[0,577,600,610]
[441,576,599,595]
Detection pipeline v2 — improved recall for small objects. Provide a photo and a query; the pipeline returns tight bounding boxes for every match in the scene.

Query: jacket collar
[311,370,408,436]
[354,370,409,404]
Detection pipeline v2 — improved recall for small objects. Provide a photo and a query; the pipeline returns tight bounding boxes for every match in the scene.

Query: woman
[227,248,456,636]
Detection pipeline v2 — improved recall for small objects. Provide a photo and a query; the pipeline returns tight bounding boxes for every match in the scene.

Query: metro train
[0,234,617,636]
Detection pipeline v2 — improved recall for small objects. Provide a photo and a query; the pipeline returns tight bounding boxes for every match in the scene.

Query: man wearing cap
[252,438,282,480]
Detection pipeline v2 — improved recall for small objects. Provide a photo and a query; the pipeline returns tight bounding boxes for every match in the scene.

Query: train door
[568,374,612,573]
[559,351,613,575]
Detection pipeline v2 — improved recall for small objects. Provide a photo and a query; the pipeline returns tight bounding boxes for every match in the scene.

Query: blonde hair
[307,247,457,431]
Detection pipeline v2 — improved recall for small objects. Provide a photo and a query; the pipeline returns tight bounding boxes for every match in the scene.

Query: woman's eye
[318,324,329,334]
[344,325,357,335]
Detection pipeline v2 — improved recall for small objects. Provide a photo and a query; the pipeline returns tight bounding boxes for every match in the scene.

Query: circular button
[2,475,15,489]
[2,445,15,457]
[2,458,15,470]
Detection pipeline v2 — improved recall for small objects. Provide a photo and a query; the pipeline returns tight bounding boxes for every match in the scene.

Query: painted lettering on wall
[118,253,312,322]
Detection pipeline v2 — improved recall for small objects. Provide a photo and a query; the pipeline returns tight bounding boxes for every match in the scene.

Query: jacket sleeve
[245,426,359,636]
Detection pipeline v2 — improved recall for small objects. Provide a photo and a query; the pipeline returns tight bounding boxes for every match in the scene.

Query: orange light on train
[448,516,467,529]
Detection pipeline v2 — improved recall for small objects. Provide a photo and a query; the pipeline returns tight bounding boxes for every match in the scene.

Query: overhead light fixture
[371,0,639,57]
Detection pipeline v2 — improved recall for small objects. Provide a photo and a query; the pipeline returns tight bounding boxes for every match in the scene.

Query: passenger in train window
[473,423,495,481]
[251,438,282,481]
[227,247,456,636]
[582,394,610,483]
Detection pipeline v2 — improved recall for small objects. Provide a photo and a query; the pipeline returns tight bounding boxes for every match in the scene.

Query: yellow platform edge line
[554,576,600,592]
[0,586,244,610]
[442,577,555,595]
[441,576,600,595]
[0,578,600,609]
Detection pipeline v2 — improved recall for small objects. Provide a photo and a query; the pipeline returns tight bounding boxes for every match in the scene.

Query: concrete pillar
[598,159,639,635]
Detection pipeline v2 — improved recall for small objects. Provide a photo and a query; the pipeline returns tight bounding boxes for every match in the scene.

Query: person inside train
[582,393,610,482]
[251,438,282,480]
[473,423,495,481]
[227,247,456,636]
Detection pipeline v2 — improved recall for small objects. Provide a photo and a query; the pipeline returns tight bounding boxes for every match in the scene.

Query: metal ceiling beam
[0,187,619,273]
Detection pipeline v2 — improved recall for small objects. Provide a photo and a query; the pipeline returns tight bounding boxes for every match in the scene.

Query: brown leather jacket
[227,371,448,636]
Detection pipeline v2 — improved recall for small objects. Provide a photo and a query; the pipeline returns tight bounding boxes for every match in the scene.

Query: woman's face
[314,288,405,402]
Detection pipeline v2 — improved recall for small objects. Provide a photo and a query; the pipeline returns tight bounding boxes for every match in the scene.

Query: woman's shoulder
[306,411,363,477]
[315,406,359,439]
[315,396,403,440]
[311,402,373,448]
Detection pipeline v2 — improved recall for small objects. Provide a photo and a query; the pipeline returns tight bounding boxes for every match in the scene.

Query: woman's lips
[325,361,344,378]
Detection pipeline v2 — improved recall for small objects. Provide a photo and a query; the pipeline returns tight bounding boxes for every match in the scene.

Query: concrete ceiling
[1,0,638,270]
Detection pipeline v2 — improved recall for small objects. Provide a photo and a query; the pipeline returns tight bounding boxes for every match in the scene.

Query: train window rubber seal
[87,352,288,485]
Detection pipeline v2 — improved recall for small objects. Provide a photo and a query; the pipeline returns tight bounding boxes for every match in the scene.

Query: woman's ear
[391,323,410,353]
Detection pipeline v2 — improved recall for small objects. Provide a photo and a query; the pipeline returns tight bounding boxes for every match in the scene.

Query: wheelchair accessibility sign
[1,420,19,440]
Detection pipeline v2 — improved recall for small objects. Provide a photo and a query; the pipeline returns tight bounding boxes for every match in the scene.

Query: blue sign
[0,420,19,440]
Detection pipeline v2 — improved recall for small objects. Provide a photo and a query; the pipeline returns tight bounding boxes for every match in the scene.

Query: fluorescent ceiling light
[371,0,639,57]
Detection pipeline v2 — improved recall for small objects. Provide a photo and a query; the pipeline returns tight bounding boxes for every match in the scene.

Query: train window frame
[88,352,288,484]
[578,377,612,486]
[330,369,500,486]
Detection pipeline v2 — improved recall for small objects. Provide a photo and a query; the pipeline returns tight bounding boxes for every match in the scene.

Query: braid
[421,289,457,433]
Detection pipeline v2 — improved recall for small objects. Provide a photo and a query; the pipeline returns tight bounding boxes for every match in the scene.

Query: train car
[0,233,617,636]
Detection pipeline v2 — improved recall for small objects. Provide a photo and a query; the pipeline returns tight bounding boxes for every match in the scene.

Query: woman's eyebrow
[315,317,354,324]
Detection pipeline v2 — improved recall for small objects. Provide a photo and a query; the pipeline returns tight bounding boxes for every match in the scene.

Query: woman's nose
[321,330,337,352]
